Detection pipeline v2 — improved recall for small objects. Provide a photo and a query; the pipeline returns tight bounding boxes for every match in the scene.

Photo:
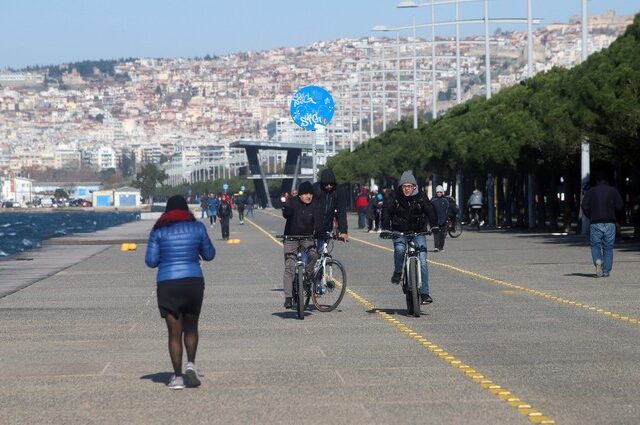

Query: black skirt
[156,277,205,318]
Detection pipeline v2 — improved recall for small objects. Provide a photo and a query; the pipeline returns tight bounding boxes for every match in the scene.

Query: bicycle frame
[403,239,422,290]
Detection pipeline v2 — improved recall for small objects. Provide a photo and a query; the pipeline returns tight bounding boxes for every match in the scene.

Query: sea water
[0,211,138,258]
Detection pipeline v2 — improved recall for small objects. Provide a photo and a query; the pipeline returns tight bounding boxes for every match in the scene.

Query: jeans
[357,208,367,229]
[393,234,429,295]
[589,223,616,275]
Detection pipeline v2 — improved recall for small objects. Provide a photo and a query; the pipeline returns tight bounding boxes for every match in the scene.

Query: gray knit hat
[398,170,417,187]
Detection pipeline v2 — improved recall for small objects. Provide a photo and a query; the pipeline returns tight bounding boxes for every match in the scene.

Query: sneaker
[420,294,433,305]
[284,297,293,309]
[168,374,185,390]
[184,363,201,388]
[595,259,603,278]
[390,272,402,285]
[210,224,213,228]
[433,248,439,252]
[440,248,445,252]
[602,273,610,277]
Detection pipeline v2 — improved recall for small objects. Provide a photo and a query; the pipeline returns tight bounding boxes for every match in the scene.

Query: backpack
[218,200,231,217]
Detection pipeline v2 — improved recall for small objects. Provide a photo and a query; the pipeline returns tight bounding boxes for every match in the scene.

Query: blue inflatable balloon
[290,86,335,131]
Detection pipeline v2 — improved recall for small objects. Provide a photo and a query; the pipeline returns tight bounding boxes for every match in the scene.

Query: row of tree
[326,14,640,231]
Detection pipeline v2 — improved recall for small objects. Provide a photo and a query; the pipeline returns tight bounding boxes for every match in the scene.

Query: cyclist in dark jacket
[145,195,215,390]
[381,170,438,305]
[313,169,349,249]
[281,181,322,309]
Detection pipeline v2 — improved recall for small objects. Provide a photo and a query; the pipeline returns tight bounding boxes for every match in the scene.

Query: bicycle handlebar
[275,234,316,241]
[379,230,432,240]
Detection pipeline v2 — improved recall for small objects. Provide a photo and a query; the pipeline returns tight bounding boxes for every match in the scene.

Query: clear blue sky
[1,0,638,69]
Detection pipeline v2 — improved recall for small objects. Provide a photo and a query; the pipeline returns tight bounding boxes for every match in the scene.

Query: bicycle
[446,216,463,238]
[311,233,347,312]
[380,230,430,317]
[277,234,347,319]
[468,207,482,231]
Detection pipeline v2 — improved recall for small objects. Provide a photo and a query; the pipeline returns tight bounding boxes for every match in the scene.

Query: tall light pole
[371,23,418,129]
[580,0,590,235]
[430,3,437,118]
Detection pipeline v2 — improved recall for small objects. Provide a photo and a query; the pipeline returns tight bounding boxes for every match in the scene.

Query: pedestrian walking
[217,195,233,240]
[199,194,208,219]
[207,194,218,227]
[246,194,255,217]
[144,195,215,390]
[431,185,449,252]
[581,171,624,278]
[355,190,369,229]
[236,193,246,224]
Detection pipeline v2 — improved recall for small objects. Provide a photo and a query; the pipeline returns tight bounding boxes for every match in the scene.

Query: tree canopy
[327,14,640,187]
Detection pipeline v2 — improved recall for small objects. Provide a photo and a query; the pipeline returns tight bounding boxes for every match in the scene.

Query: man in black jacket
[382,170,438,305]
[581,172,623,277]
[281,181,322,309]
[313,169,349,251]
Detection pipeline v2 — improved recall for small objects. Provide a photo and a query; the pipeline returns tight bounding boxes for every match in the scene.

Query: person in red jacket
[355,190,369,229]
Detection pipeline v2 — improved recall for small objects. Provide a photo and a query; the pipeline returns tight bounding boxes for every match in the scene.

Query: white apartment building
[54,143,81,169]
[0,174,33,204]
[95,145,117,170]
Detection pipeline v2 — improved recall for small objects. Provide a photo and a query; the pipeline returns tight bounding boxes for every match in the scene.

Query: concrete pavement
[1,210,639,424]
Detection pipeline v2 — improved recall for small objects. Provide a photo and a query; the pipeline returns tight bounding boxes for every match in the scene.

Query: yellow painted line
[249,218,555,425]
[352,235,640,327]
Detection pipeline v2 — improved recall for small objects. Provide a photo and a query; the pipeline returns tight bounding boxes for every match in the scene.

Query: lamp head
[397,0,418,8]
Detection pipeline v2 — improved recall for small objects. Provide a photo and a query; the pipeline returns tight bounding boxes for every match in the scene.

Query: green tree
[54,188,69,199]
[132,164,168,203]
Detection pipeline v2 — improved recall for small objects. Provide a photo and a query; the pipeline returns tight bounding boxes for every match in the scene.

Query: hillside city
[0,10,633,205]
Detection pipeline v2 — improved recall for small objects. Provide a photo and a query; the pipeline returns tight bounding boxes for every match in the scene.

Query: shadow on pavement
[272,310,315,319]
[140,372,173,384]
[366,307,421,317]
[564,273,597,278]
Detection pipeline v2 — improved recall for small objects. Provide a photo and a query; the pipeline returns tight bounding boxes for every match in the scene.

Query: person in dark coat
[281,181,322,309]
[381,171,438,305]
[145,195,215,390]
[430,185,450,252]
[312,169,349,251]
[581,172,624,277]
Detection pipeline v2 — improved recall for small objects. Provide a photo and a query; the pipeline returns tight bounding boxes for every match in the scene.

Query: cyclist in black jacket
[382,170,438,305]
[313,169,349,251]
[281,181,322,309]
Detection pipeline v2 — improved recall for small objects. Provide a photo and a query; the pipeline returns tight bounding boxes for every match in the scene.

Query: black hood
[320,169,337,185]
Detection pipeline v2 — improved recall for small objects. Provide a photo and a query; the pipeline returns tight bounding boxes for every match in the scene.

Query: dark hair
[165,195,189,212]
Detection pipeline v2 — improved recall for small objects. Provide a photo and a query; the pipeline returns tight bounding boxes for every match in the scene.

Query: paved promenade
[1,209,639,424]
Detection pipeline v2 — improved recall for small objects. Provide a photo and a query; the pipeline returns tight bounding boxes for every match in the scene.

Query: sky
[0,0,638,69]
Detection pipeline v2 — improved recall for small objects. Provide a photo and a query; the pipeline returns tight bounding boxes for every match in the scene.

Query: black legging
[165,313,199,375]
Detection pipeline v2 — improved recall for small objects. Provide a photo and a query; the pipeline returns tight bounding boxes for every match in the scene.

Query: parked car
[80,199,92,207]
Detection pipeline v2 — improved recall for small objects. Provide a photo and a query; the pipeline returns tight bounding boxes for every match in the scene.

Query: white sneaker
[595,259,603,278]
[168,374,185,390]
[185,362,201,387]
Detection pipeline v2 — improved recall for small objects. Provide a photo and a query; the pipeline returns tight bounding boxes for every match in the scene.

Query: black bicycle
[447,216,463,238]
[380,230,430,317]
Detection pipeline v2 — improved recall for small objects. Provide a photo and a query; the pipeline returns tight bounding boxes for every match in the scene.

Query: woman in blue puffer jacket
[145,195,215,390]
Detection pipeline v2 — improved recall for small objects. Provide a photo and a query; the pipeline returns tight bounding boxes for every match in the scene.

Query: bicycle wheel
[312,259,347,312]
[296,264,305,320]
[407,257,420,317]
[448,221,463,238]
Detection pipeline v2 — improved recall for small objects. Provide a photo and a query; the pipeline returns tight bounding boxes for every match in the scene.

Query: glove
[431,226,440,233]
[379,230,392,239]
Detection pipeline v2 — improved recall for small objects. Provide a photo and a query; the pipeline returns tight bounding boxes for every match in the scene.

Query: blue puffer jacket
[145,221,215,283]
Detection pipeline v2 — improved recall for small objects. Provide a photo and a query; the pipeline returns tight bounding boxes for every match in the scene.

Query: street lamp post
[580,0,590,235]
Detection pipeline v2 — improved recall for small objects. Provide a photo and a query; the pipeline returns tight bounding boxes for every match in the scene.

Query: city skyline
[1,0,638,69]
